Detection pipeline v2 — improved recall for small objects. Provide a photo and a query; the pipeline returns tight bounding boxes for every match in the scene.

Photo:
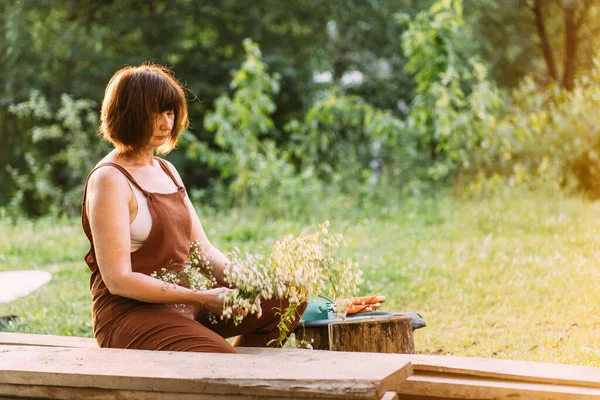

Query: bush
[285,89,412,196]
[398,0,505,183]
[7,90,109,217]
[487,62,600,198]
[183,39,323,218]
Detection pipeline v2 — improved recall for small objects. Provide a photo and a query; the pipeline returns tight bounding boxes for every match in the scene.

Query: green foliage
[185,39,322,217]
[467,0,600,89]
[464,0,541,89]
[482,58,600,198]
[399,0,505,181]
[313,0,431,110]
[7,90,109,217]
[285,89,409,194]
[7,0,600,215]
[1,0,438,217]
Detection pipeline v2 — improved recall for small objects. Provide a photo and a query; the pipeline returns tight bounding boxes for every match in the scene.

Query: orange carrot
[347,303,380,314]
[351,295,386,305]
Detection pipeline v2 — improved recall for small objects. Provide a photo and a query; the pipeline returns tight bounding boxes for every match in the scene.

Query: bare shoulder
[158,157,185,186]
[88,165,130,194]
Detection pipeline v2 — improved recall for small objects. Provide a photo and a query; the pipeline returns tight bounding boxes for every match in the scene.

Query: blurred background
[3,0,600,363]
[5,0,600,217]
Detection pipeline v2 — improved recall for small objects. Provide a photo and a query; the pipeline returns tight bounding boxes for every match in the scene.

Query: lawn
[2,189,600,366]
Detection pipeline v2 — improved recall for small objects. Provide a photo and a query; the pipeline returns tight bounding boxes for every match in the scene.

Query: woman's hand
[195,287,249,318]
[195,287,231,315]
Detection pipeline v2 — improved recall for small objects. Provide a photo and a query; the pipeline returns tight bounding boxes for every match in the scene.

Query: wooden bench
[0,333,411,400]
[3,333,600,399]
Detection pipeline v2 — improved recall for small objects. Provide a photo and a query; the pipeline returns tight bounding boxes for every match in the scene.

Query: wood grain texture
[4,333,600,387]
[293,325,330,350]
[5,333,600,388]
[379,392,399,400]
[0,383,260,400]
[395,372,600,399]
[0,344,412,399]
[403,354,600,389]
[6,333,600,399]
[0,332,97,348]
[329,315,414,354]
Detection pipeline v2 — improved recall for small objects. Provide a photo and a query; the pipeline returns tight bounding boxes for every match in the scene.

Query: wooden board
[242,350,600,399]
[404,354,600,389]
[0,383,261,400]
[0,332,97,348]
[3,333,600,387]
[396,372,600,399]
[237,347,600,389]
[3,333,600,388]
[0,344,412,399]
[5,333,600,399]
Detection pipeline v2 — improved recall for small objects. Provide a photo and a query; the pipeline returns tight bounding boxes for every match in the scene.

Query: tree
[469,0,600,90]
[2,0,436,215]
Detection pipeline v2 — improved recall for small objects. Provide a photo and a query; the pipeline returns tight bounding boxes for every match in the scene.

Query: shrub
[489,62,600,198]
[398,0,505,182]
[7,90,108,217]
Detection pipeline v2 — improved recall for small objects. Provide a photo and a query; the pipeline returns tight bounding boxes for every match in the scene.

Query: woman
[82,63,305,352]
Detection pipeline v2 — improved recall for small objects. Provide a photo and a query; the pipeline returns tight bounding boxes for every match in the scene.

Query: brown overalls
[82,157,306,352]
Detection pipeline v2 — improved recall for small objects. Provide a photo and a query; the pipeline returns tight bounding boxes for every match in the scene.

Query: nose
[159,112,173,130]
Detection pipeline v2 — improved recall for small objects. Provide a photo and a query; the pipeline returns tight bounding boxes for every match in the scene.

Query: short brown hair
[100,63,189,154]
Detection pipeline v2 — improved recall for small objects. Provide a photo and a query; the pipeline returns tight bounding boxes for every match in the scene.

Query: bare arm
[162,161,231,287]
[86,167,227,312]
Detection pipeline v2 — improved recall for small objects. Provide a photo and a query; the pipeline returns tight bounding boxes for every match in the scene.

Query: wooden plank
[4,333,599,388]
[238,348,600,390]
[0,345,412,400]
[6,333,600,398]
[0,383,256,400]
[0,332,97,348]
[396,372,600,399]
[405,354,600,389]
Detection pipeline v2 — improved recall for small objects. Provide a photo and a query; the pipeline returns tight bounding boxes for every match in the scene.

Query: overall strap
[155,157,184,190]
[82,162,150,207]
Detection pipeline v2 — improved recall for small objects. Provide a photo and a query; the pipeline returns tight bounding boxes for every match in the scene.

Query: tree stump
[294,325,329,350]
[328,315,414,354]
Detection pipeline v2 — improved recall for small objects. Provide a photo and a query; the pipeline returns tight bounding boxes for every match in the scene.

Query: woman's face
[149,110,175,147]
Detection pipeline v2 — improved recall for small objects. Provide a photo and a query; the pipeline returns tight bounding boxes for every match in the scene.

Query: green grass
[2,190,600,366]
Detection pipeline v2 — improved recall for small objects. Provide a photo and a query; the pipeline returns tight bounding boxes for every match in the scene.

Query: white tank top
[128,182,152,252]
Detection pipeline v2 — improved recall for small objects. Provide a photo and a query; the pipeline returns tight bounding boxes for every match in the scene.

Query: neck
[117,148,155,166]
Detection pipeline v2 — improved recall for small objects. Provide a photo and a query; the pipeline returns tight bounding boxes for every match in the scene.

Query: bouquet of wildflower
[153,222,363,346]
[221,221,363,345]
[151,241,218,311]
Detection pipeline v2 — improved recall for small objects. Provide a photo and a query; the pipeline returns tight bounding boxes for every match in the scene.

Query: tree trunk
[562,4,578,91]
[329,316,414,354]
[294,325,330,350]
[533,0,558,83]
